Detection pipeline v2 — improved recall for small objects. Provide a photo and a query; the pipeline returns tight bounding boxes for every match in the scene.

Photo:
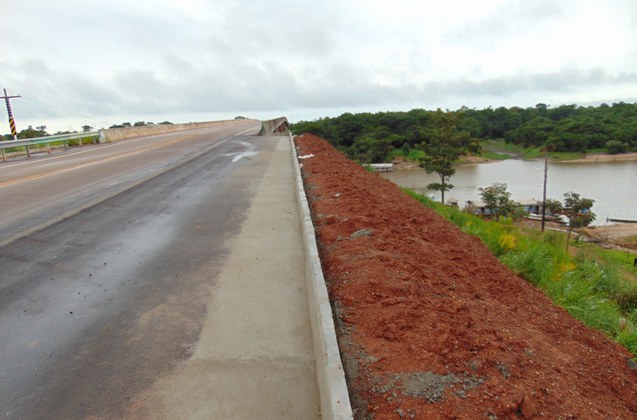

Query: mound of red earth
[295,134,637,419]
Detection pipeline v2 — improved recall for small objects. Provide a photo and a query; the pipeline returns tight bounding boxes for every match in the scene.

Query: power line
[2,88,22,140]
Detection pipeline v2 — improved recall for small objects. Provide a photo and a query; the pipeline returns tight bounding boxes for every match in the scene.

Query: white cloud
[1,0,636,132]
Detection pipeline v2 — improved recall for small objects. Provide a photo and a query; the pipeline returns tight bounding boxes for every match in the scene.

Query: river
[381,159,636,225]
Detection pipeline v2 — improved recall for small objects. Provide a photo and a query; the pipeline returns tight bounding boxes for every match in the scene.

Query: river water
[382,159,636,225]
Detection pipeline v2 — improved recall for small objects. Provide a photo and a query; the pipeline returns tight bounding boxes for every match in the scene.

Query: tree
[480,182,514,217]
[290,102,637,160]
[17,127,48,139]
[82,125,93,132]
[108,122,132,129]
[347,135,391,163]
[562,191,596,250]
[563,192,596,228]
[544,198,563,215]
[418,111,472,204]
[606,140,628,154]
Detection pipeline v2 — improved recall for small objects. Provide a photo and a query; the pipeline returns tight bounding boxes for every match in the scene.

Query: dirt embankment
[296,133,637,419]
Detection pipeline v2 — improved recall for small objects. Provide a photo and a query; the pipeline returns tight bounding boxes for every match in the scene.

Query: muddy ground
[583,224,637,250]
[296,134,637,419]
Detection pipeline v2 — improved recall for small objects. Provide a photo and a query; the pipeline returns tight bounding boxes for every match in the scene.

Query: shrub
[606,140,628,154]
[500,245,554,285]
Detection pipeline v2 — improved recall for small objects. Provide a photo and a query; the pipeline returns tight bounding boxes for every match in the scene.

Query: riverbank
[391,151,637,171]
[583,223,637,250]
[390,154,494,170]
[517,219,637,257]
[556,151,637,163]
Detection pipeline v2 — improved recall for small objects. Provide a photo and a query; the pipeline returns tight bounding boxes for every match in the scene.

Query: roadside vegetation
[291,102,637,163]
[406,189,637,356]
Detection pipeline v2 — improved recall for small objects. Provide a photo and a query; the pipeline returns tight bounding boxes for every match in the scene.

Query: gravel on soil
[296,133,637,419]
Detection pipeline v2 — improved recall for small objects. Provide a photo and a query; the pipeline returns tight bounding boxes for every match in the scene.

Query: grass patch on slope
[406,189,637,356]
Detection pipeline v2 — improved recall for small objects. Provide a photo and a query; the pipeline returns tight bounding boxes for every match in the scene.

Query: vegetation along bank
[292,102,637,164]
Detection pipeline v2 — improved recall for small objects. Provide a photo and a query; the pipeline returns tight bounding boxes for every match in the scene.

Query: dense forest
[291,102,637,163]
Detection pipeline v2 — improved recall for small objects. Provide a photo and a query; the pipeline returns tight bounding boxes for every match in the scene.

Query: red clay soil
[295,134,637,419]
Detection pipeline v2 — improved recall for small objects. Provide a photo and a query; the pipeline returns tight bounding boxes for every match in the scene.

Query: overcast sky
[2,0,636,133]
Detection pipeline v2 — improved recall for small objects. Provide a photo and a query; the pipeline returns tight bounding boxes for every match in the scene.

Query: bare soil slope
[296,134,637,419]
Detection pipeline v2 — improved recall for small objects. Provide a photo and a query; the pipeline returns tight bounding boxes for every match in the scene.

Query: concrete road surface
[0,122,319,418]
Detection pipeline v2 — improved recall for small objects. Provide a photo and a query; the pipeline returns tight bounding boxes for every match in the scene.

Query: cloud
[2,0,636,132]
[4,51,636,125]
[443,0,566,45]
[426,69,637,99]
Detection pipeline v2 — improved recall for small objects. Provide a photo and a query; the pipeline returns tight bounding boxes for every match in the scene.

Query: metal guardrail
[0,131,101,161]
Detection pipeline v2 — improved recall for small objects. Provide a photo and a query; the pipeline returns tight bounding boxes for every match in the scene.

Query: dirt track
[583,224,637,250]
[296,134,637,419]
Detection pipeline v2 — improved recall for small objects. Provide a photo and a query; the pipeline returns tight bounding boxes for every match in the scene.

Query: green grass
[573,244,637,311]
[583,246,637,272]
[387,148,425,162]
[406,149,426,161]
[623,236,637,244]
[406,189,637,356]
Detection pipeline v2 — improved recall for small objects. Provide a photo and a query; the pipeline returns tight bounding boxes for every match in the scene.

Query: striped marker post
[2,88,22,140]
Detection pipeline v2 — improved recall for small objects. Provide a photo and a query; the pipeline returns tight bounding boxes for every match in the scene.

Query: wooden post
[541,154,548,232]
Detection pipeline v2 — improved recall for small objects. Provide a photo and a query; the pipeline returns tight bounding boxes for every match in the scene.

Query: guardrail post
[1,131,104,160]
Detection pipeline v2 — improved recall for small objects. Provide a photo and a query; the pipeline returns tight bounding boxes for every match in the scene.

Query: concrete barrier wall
[99,119,246,143]
[260,117,289,135]
[289,133,353,419]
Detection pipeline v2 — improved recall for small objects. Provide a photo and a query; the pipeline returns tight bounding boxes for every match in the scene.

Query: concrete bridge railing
[100,119,248,143]
[259,117,289,135]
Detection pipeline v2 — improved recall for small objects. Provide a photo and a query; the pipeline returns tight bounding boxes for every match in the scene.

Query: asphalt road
[0,120,288,417]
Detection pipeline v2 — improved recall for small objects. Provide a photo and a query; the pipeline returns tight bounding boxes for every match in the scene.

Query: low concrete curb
[289,133,353,420]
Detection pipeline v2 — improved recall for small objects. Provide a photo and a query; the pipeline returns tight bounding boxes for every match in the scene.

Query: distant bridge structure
[259,117,289,135]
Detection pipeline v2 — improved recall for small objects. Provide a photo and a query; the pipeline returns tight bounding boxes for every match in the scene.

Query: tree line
[291,102,637,163]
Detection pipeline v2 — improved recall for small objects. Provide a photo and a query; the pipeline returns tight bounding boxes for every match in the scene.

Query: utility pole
[2,88,22,140]
[540,154,548,232]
